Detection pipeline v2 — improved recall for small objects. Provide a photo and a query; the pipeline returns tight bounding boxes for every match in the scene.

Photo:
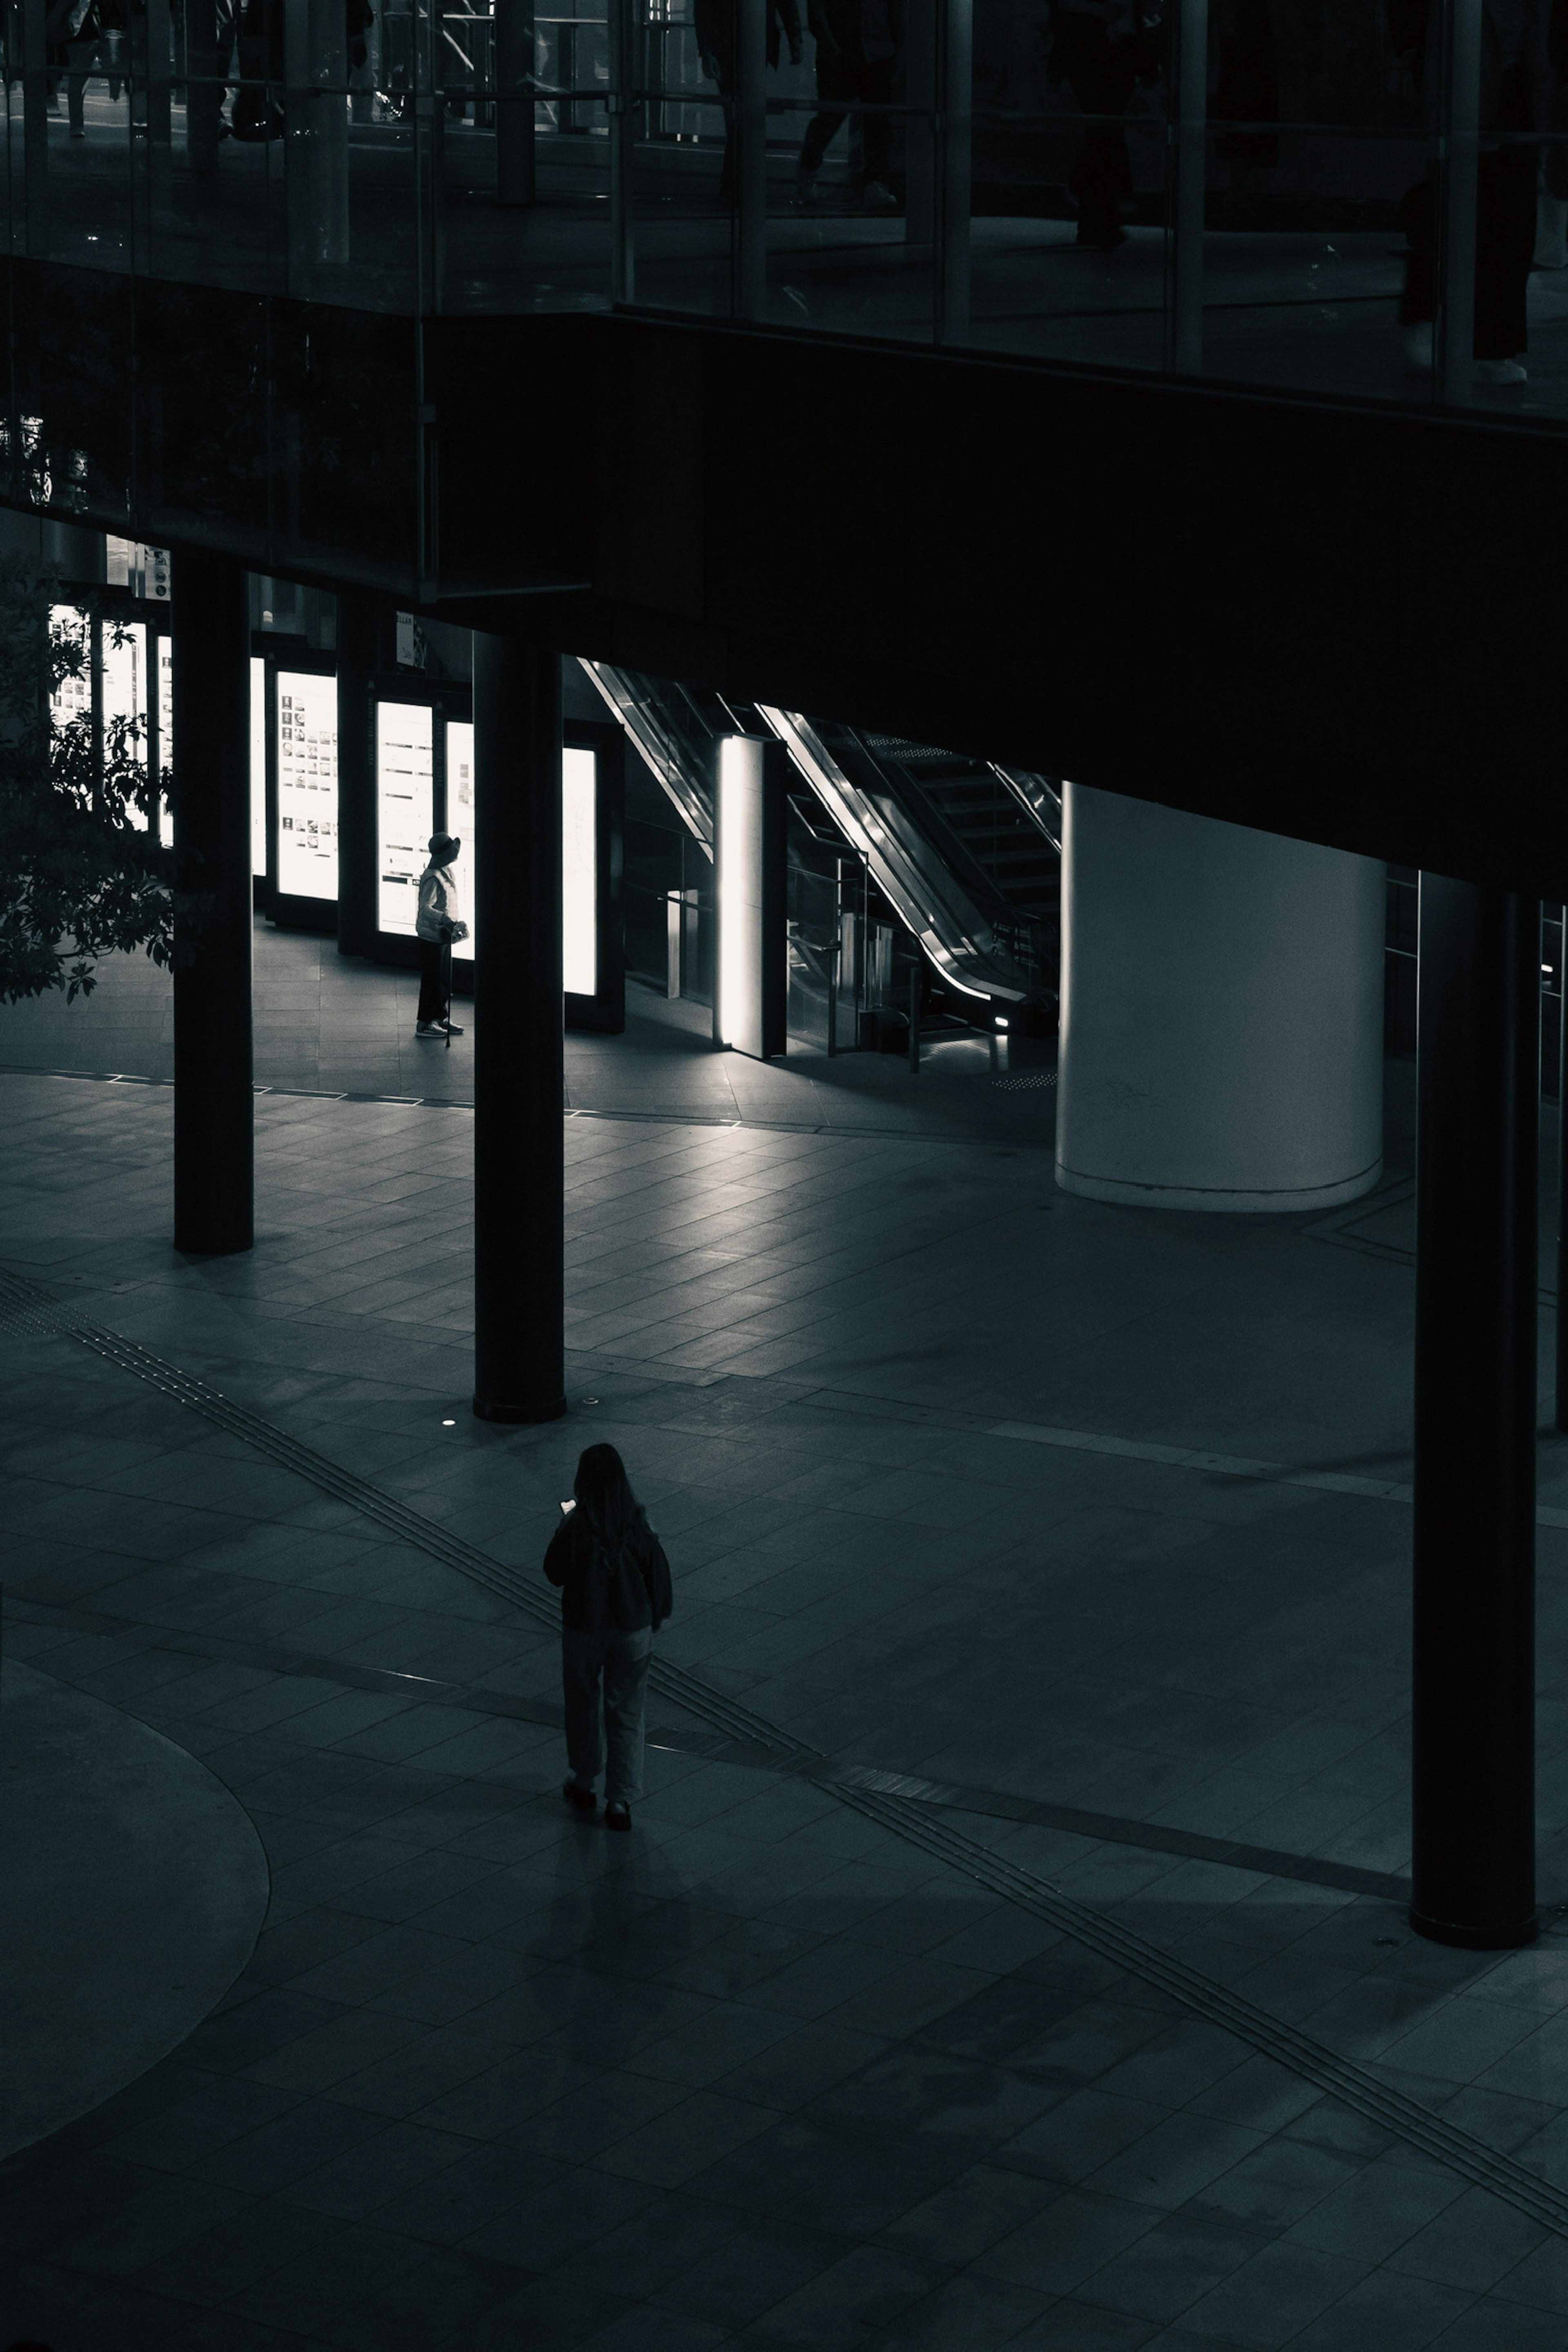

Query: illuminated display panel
[102,620,148,830]
[276,670,339,899]
[50,606,89,732]
[376,702,433,936]
[563,745,597,998]
[159,637,174,844]
[446,719,475,961]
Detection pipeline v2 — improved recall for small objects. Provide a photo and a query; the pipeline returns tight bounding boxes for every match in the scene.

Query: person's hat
[428,833,460,860]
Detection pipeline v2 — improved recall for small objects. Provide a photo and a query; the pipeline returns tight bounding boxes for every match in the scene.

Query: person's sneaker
[439,1020,465,1036]
[1076,222,1126,250]
[415,1022,444,1037]
[564,1780,597,1811]
[863,180,899,212]
[1474,356,1527,384]
[605,1804,632,1832]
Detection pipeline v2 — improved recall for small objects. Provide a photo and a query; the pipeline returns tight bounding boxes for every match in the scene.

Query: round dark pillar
[472,636,566,1425]
[172,549,254,1258]
[1411,875,1539,1949]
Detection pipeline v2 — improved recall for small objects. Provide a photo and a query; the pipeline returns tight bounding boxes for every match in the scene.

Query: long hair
[573,1442,641,1546]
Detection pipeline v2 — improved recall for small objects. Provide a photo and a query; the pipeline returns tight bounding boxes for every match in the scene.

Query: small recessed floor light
[581,1397,600,1406]
[441,1418,456,1426]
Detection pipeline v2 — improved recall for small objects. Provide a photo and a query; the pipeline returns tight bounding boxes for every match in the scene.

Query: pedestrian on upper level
[414,832,466,1038]
[546,1443,673,1833]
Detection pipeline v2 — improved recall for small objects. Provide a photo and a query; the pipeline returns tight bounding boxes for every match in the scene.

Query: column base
[472,1393,568,1425]
[1054,1157,1383,1214]
[1408,1904,1539,1951]
[173,1234,254,1258]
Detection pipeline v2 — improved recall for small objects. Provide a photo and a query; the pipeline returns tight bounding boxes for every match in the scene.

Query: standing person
[414,831,467,1038]
[1048,0,1162,251]
[695,0,804,201]
[796,0,900,210]
[545,1443,673,1833]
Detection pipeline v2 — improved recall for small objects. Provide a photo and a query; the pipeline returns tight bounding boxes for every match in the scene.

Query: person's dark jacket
[544,1506,673,1634]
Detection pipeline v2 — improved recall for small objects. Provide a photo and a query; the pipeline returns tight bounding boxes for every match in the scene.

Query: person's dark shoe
[564,1780,597,1811]
[1076,223,1126,249]
[415,1022,444,1038]
[605,1803,632,1832]
[438,1020,465,1036]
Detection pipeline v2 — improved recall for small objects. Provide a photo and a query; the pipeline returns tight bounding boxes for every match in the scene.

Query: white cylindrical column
[1056,783,1385,1212]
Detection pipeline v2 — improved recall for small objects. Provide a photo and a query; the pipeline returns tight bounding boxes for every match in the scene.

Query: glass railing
[7,0,1566,421]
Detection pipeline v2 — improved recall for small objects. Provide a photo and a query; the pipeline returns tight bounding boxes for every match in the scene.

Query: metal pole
[1167,0,1207,373]
[184,0,222,177]
[1411,875,1538,1948]
[1435,0,1480,405]
[734,0,766,317]
[172,551,254,1257]
[908,954,920,1072]
[472,635,566,1424]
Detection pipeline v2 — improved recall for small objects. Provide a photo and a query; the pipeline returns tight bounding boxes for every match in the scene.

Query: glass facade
[2,0,1562,418]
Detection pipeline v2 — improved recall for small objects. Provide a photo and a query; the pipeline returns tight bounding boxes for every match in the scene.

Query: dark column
[335,593,379,960]
[172,550,254,1256]
[1411,875,1539,1949]
[472,636,565,1424]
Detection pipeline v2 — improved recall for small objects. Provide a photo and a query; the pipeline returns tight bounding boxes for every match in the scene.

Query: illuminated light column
[1056,782,1385,1211]
[472,636,566,1425]
[562,744,598,1000]
[714,734,786,1060]
[172,549,253,1256]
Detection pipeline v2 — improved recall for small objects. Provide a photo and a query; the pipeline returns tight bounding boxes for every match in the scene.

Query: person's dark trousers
[1052,11,1138,243]
[799,53,893,189]
[416,938,447,1026]
[562,1628,653,1805]
[1400,62,1538,356]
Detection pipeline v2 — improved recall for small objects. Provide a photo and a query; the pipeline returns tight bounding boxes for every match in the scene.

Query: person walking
[414,832,467,1038]
[545,1443,673,1833]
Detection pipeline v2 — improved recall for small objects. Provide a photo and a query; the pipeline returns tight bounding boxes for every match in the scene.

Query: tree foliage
[0,553,176,1004]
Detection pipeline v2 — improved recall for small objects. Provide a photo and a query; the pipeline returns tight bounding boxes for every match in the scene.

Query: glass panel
[101,617,149,825]
[376,698,433,933]
[277,668,339,898]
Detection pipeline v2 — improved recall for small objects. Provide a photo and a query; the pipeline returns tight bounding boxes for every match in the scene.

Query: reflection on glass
[377,701,433,934]
[277,671,339,899]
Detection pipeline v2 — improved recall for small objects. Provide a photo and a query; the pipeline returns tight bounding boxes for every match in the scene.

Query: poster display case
[446,718,476,964]
[376,701,434,938]
[250,656,266,880]
[274,669,339,903]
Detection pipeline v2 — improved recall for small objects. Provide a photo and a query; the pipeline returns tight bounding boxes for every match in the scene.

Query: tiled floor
[0,918,1058,1145]
[8,954,1568,2347]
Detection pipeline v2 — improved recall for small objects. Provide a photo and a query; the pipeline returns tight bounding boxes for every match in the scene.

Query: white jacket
[416,864,462,943]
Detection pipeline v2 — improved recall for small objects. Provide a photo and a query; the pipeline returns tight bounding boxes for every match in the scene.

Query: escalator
[580,661,1061,1029]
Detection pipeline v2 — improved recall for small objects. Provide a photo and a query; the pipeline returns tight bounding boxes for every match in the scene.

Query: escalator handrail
[991,766,1062,854]
[755,706,1037,1005]
[579,660,714,850]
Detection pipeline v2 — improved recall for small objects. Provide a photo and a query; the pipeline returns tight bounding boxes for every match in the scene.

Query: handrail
[991,765,1062,853]
[756,706,1037,1004]
[579,659,714,849]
